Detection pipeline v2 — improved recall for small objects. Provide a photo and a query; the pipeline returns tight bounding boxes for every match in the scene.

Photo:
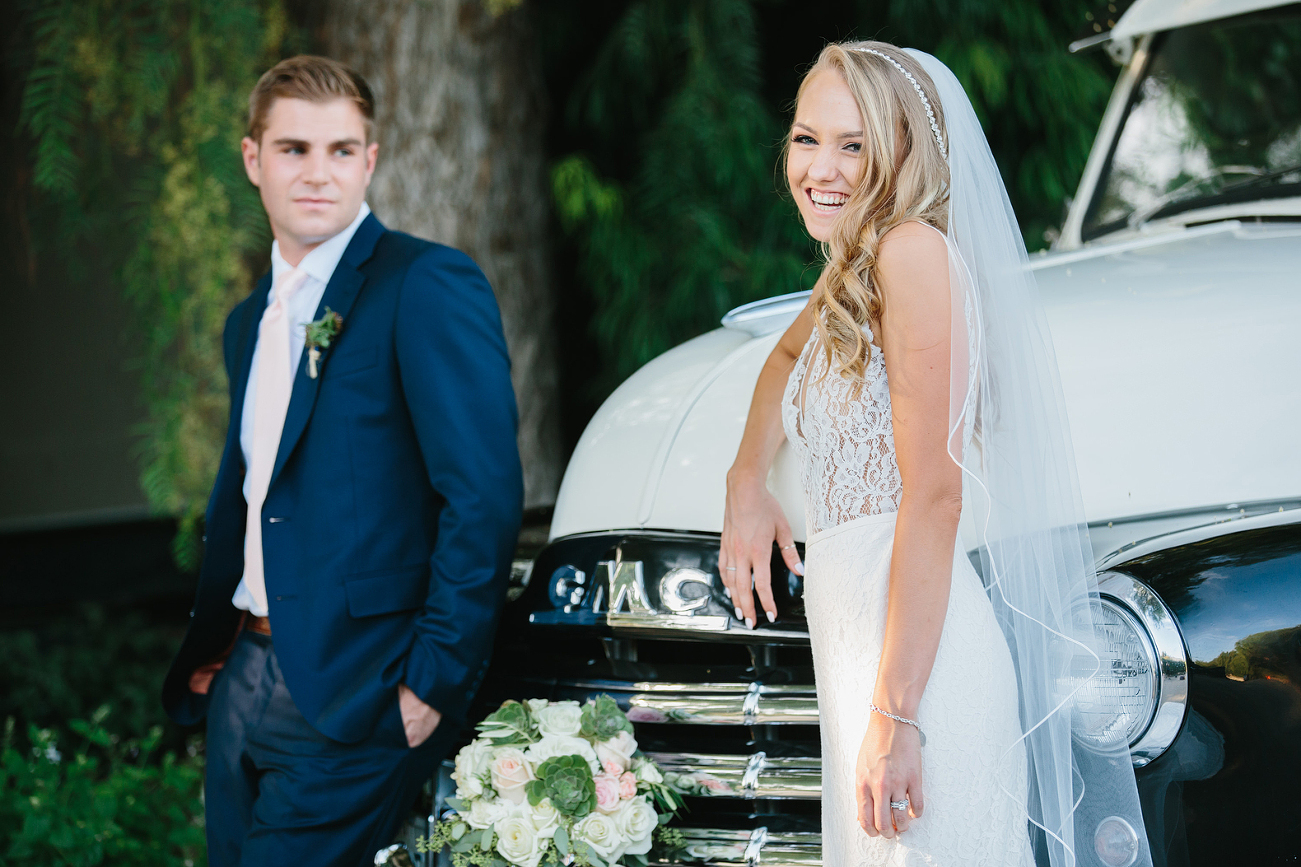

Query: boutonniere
[304,307,344,379]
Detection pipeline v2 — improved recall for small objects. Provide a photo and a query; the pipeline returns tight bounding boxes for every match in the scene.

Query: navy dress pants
[205,630,454,867]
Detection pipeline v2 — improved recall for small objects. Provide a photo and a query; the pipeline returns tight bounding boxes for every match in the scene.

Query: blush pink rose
[618,772,638,799]
[490,749,533,804]
[602,758,624,777]
[594,774,622,814]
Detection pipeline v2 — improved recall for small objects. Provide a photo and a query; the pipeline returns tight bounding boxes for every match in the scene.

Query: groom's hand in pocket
[398,683,442,748]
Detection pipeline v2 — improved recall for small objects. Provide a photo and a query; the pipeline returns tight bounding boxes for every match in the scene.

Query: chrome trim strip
[1098,571,1190,766]
[721,291,812,337]
[512,678,816,696]
[646,751,822,800]
[607,612,811,644]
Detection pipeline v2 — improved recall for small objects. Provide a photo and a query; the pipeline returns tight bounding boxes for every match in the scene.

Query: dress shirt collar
[269,201,372,286]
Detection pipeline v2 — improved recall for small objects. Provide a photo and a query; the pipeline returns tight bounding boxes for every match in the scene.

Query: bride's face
[787,70,866,243]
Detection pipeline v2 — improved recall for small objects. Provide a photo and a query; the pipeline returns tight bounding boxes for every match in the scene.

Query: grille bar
[628,683,819,725]
[647,751,822,800]
[652,827,822,866]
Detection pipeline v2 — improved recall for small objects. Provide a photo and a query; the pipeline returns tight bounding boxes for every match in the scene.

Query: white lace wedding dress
[782,319,1035,866]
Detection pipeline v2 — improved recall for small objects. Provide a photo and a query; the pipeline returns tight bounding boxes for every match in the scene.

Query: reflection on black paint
[1126,522,1301,865]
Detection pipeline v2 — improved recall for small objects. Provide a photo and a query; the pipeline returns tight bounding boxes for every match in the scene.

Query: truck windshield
[1082,6,1301,240]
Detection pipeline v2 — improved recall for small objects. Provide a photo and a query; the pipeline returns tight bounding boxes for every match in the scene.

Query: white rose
[533,702,583,738]
[595,730,638,772]
[573,812,624,861]
[495,815,543,867]
[525,734,601,774]
[454,739,495,798]
[526,698,550,714]
[633,760,663,785]
[464,797,509,830]
[614,797,658,855]
[490,747,534,805]
[526,797,561,839]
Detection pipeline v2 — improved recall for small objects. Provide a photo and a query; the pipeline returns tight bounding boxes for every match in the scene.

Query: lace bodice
[782,326,902,535]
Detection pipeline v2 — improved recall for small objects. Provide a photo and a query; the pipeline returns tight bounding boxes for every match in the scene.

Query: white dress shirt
[232,202,371,615]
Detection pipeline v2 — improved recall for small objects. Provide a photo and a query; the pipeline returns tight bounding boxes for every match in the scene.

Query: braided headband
[849,48,947,160]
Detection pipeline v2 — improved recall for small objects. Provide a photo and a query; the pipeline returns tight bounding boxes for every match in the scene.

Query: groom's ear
[241,136,262,188]
[364,140,379,184]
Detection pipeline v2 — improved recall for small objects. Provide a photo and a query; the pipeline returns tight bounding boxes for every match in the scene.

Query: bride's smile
[807,189,850,211]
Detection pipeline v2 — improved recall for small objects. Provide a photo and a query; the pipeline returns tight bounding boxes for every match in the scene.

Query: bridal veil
[902,48,1153,867]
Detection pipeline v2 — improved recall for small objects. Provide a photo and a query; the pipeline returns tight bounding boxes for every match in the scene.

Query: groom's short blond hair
[248,55,375,144]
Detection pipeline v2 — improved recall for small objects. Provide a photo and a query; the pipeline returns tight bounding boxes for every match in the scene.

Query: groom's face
[242,97,378,263]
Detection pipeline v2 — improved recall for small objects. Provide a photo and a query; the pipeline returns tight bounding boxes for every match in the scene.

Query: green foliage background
[18,0,304,569]
[0,607,205,866]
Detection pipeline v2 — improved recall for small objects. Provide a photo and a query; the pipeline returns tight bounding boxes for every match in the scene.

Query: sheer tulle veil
[896,48,1153,867]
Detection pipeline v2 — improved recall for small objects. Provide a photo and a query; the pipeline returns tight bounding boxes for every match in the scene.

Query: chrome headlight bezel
[1095,571,1190,766]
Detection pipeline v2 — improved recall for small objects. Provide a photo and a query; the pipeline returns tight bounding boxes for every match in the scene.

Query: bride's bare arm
[719,286,817,627]
[856,223,962,839]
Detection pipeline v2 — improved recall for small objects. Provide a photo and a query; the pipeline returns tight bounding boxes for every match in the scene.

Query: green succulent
[581,693,634,741]
[477,700,537,745]
[526,754,597,818]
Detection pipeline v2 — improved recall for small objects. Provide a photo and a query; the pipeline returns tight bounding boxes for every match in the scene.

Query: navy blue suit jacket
[162,214,524,743]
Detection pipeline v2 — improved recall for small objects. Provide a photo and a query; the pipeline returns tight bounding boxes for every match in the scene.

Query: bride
[719,41,1150,867]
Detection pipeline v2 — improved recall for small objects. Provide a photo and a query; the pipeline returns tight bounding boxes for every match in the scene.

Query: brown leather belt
[244,614,272,636]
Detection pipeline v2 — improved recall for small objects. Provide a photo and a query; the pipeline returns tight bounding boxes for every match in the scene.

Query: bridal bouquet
[419,695,686,867]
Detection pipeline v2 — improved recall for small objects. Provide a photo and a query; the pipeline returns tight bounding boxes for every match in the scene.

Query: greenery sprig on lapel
[304,307,344,379]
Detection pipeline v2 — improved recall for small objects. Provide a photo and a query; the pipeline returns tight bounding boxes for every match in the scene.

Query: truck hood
[551,221,1301,542]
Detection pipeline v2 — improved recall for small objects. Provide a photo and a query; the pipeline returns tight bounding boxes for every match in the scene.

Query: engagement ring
[890,799,910,811]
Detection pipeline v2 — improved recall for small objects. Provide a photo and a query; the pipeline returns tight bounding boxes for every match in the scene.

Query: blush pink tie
[242,267,309,615]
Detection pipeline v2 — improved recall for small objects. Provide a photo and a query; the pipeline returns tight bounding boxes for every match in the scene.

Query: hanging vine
[19,0,304,568]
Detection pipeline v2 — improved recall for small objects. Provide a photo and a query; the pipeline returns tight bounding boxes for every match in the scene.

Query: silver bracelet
[870,703,927,747]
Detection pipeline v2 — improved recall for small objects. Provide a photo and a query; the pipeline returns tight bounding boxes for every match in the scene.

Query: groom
[161,55,524,866]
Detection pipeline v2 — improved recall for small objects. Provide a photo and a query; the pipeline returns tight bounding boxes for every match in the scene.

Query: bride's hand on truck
[719,467,804,629]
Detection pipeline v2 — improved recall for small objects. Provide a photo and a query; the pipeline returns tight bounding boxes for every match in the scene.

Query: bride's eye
[793,134,817,146]
[844,142,862,153]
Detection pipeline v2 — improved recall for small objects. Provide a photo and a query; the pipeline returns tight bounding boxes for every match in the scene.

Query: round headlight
[1070,572,1189,764]
[1072,598,1158,750]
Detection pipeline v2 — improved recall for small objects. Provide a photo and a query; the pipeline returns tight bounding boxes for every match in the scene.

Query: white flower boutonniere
[304,307,344,378]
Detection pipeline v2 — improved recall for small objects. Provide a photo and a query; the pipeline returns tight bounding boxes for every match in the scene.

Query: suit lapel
[268,213,386,491]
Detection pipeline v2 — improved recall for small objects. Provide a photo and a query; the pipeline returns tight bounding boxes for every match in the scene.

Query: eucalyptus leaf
[554,824,570,855]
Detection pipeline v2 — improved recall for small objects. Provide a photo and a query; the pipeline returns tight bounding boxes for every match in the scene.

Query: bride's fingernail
[722,586,731,600]
[734,607,744,621]
[793,561,805,576]
[745,616,755,630]
[765,610,776,623]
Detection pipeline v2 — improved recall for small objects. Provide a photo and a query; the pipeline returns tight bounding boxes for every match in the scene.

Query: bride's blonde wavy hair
[790,41,950,387]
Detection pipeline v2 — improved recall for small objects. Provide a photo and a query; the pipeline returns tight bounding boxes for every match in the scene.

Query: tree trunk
[322,0,561,509]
